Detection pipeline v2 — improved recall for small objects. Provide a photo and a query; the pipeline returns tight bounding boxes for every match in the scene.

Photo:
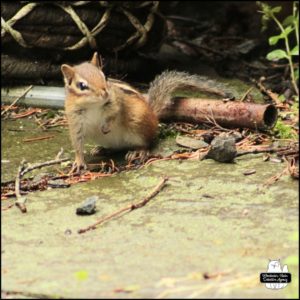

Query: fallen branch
[20,157,70,177]
[14,150,70,213]
[78,176,169,234]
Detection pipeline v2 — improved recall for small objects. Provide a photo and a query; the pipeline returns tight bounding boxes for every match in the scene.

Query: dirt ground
[1,116,298,299]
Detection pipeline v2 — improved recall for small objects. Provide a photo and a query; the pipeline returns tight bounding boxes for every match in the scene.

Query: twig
[12,108,41,119]
[14,151,70,213]
[254,78,281,105]
[1,85,33,116]
[55,147,64,160]
[263,166,289,186]
[23,135,55,143]
[236,147,280,157]
[1,289,64,299]
[239,87,253,102]
[205,108,231,132]
[78,176,169,234]
[15,159,27,213]
[1,203,15,211]
[20,157,70,177]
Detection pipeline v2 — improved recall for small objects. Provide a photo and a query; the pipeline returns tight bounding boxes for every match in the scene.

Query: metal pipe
[159,97,278,130]
[1,86,278,130]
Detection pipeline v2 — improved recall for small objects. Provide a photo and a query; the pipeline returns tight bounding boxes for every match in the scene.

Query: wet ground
[1,115,298,299]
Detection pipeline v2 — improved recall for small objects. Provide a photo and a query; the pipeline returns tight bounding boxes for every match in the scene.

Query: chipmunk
[61,52,233,172]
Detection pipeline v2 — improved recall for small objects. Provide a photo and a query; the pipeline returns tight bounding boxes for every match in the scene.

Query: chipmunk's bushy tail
[148,70,234,117]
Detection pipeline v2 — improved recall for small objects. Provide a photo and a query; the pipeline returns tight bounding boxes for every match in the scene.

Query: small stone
[230,131,243,142]
[76,196,98,215]
[270,157,283,163]
[207,136,237,163]
[48,179,70,188]
[32,172,50,185]
[64,229,72,235]
[243,169,256,176]
[242,209,249,216]
[176,135,209,150]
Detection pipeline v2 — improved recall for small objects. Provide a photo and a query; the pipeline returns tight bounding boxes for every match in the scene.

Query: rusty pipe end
[263,104,278,129]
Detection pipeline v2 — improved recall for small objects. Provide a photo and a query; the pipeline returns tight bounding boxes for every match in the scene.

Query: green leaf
[267,49,288,60]
[282,25,293,38]
[283,15,295,26]
[291,45,299,56]
[257,1,272,17]
[268,27,293,45]
[269,35,282,45]
[271,6,282,14]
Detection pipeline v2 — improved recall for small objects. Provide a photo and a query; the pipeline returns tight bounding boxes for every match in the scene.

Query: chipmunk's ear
[90,52,103,69]
[61,64,75,85]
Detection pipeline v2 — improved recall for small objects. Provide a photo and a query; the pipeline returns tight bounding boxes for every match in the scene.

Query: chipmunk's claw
[70,161,87,174]
[125,150,150,164]
[90,146,104,156]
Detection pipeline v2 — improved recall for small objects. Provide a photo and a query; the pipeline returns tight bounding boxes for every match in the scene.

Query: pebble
[176,135,209,149]
[206,136,237,162]
[76,196,98,215]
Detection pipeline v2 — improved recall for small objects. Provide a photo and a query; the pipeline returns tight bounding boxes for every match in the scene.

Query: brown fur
[120,91,158,147]
[61,55,158,169]
[62,52,232,170]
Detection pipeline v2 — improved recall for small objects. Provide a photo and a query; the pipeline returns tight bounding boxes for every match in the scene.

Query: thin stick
[23,135,55,143]
[263,166,289,187]
[236,148,278,157]
[1,85,33,116]
[205,107,231,132]
[20,157,70,177]
[14,151,70,213]
[78,176,169,234]
[55,147,64,160]
[239,87,253,102]
[1,203,15,211]
[1,289,63,299]
[255,79,281,104]
[15,159,27,213]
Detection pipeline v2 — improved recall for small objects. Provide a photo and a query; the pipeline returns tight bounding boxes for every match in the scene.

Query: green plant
[257,1,299,98]
[273,118,297,139]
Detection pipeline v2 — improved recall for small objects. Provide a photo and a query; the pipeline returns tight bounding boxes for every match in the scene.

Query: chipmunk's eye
[77,81,89,91]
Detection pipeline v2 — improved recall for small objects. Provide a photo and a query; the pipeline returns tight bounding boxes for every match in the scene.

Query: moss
[273,119,297,140]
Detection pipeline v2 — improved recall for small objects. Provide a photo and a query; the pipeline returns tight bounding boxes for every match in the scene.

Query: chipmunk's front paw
[125,150,150,164]
[70,160,87,174]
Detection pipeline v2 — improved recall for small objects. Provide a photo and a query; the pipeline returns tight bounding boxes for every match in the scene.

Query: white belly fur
[83,107,144,149]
